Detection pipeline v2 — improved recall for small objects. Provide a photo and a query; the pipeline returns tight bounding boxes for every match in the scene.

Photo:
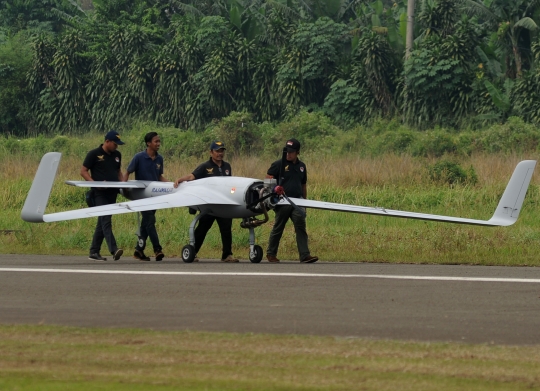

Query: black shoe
[155,251,165,261]
[301,255,319,263]
[134,249,150,261]
[89,253,106,261]
[113,249,123,261]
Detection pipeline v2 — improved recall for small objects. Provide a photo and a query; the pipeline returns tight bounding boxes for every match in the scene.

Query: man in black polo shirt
[124,132,168,262]
[81,130,125,262]
[265,138,318,263]
[173,141,239,263]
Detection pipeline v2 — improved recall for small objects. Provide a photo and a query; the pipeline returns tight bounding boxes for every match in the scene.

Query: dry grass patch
[2,153,540,265]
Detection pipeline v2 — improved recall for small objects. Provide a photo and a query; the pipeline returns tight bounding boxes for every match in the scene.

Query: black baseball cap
[285,138,300,152]
[210,141,226,150]
[105,130,125,145]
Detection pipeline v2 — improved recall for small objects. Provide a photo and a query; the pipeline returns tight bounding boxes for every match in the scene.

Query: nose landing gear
[246,223,263,263]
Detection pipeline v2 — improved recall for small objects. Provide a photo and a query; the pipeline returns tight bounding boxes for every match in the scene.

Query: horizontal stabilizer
[65,180,147,188]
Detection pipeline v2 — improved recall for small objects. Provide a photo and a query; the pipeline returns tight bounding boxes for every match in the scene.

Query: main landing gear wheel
[181,245,196,263]
[249,245,263,263]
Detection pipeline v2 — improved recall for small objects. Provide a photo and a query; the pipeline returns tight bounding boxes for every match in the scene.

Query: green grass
[2,146,540,390]
[2,151,540,264]
[1,325,539,391]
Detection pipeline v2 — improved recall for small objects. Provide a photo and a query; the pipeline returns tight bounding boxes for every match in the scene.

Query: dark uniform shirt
[192,158,232,179]
[267,158,307,198]
[83,145,122,182]
[126,151,164,181]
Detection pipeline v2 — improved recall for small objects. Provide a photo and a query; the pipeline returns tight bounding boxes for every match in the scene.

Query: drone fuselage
[121,176,275,219]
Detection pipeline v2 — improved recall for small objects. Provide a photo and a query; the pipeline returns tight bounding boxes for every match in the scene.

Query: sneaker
[221,255,239,263]
[266,255,280,263]
[113,248,123,261]
[301,255,318,263]
[193,255,199,262]
[134,249,150,261]
[89,253,106,261]
[155,251,165,262]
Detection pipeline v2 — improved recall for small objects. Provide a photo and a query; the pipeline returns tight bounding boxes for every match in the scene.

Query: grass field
[1,152,539,265]
[1,325,540,391]
[2,148,540,390]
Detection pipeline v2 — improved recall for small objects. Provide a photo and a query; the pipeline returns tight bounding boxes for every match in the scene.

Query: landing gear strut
[246,224,263,263]
[181,212,206,263]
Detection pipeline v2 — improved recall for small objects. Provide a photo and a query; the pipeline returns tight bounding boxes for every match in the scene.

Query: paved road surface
[1,254,539,345]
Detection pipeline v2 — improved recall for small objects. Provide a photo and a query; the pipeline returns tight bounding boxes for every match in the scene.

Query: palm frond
[514,17,538,31]
[461,0,498,23]
[169,1,205,17]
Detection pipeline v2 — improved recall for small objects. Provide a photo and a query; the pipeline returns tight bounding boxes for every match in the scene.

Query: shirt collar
[209,157,223,167]
[144,150,159,159]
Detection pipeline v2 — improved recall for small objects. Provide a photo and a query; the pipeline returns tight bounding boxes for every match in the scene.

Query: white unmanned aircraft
[22,152,536,263]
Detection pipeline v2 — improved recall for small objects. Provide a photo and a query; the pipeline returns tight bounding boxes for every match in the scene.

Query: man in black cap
[81,130,125,261]
[265,138,318,263]
[173,141,239,262]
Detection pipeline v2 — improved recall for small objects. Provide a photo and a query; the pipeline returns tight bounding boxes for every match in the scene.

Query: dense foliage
[1,0,540,135]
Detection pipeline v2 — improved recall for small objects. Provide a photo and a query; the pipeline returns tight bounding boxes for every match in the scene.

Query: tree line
[0,0,539,136]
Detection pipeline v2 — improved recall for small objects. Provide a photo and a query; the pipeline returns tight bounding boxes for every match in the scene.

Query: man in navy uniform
[173,141,239,263]
[81,130,125,262]
[124,132,168,262]
[265,138,318,263]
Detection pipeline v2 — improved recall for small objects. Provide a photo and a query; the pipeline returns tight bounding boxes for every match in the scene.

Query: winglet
[21,152,61,223]
[488,160,536,226]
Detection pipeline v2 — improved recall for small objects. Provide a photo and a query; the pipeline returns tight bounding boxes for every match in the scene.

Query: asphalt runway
[1,254,539,345]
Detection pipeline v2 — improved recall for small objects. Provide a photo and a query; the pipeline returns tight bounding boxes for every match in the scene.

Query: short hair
[144,132,159,145]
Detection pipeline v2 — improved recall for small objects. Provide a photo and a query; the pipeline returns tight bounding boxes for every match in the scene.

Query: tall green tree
[464,0,540,78]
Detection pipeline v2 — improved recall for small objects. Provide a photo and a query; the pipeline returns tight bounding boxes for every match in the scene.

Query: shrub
[480,116,540,153]
[211,111,263,156]
[49,135,71,153]
[412,131,456,157]
[376,130,417,154]
[428,160,478,185]
[270,110,339,155]
[158,128,216,159]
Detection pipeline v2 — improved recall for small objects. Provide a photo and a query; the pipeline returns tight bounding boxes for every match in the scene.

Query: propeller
[245,148,306,218]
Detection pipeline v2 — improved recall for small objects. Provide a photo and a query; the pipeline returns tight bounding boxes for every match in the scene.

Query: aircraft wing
[40,190,238,223]
[283,198,500,226]
[283,159,537,227]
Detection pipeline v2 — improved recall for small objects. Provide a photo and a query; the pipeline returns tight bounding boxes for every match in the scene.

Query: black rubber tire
[249,245,263,263]
[181,245,196,263]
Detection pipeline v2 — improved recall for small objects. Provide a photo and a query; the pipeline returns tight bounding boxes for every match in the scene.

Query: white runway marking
[1,268,540,283]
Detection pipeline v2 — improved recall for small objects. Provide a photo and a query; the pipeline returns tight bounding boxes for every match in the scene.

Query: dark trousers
[89,190,119,256]
[194,214,233,259]
[136,210,162,253]
[267,205,310,261]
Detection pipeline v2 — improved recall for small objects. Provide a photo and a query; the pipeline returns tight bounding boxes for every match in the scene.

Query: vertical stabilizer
[21,152,61,222]
[489,160,536,226]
